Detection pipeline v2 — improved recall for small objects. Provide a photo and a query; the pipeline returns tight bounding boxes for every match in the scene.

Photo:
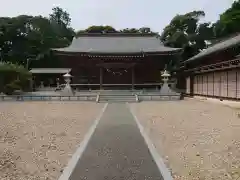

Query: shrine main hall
[32,33,182,89]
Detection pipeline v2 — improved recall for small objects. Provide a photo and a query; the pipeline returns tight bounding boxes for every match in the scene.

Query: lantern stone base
[160,82,177,94]
[159,82,181,99]
[62,84,74,95]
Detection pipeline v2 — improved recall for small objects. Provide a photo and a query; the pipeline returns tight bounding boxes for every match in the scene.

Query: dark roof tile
[53,34,181,54]
[185,33,240,63]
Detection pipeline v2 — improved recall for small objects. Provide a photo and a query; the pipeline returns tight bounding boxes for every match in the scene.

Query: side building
[183,33,240,100]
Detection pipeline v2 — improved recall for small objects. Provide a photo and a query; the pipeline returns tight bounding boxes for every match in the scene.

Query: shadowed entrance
[97,63,136,89]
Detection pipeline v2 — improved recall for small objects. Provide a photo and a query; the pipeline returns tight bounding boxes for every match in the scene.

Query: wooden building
[48,33,181,89]
[183,34,240,100]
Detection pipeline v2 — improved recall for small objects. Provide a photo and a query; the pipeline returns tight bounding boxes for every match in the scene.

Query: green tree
[120,28,139,33]
[49,7,75,46]
[76,25,118,35]
[0,62,32,94]
[139,27,152,33]
[0,15,35,64]
[161,11,214,60]
[50,7,71,27]
[0,7,74,68]
[76,26,158,35]
[214,0,240,38]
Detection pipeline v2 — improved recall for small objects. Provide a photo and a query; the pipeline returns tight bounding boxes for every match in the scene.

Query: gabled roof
[185,33,240,63]
[30,68,71,74]
[53,33,181,54]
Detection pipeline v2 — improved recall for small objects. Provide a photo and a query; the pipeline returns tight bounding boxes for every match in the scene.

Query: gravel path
[130,99,240,180]
[69,103,163,180]
[0,102,103,180]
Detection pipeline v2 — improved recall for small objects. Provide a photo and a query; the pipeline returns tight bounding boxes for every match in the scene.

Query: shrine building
[31,33,182,90]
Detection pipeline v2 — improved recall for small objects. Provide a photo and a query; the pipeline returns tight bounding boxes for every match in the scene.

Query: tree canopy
[214,0,240,38]
[75,25,157,35]
[0,7,75,67]
[160,0,240,61]
[0,3,238,93]
[0,1,239,68]
[160,11,215,60]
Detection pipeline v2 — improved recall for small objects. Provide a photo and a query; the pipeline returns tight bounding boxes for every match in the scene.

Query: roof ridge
[185,33,240,63]
[75,33,157,37]
[210,32,240,46]
[53,34,182,54]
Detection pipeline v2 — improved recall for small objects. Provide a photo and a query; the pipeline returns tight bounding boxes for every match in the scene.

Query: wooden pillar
[190,75,194,96]
[131,66,135,90]
[100,67,103,89]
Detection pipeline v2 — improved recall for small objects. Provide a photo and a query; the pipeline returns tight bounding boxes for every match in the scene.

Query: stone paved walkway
[69,103,164,180]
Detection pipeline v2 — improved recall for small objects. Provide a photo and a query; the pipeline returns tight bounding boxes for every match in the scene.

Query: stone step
[99,93,137,95]
[99,100,136,103]
[100,96,135,99]
[99,94,137,102]
[99,95,136,97]
[100,97,136,100]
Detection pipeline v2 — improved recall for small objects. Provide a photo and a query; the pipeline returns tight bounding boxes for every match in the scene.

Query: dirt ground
[131,100,240,180]
[0,102,103,180]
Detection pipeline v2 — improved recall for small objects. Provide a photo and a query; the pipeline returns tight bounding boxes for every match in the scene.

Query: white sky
[0,0,235,33]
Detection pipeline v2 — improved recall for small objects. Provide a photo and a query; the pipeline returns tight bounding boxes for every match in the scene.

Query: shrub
[4,81,21,95]
[0,62,32,94]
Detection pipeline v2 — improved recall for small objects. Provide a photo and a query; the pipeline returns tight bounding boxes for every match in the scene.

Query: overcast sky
[0,0,235,33]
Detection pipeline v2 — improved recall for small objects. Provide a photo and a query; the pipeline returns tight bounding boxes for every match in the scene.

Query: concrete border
[127,103,173,180]
[58,103,108,180]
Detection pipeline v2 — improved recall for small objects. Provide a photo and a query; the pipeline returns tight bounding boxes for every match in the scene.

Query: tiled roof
[30,68,71,74]
[185,33,240,63]
[53,33,181,54]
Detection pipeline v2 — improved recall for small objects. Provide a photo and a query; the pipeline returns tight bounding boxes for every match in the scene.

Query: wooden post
[30,77,33,91]
[190,75,194,96]
[100,67,103,89]
[131,66,135,90]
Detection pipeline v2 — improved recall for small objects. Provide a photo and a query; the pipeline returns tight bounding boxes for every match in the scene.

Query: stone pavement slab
[69,103,164,180]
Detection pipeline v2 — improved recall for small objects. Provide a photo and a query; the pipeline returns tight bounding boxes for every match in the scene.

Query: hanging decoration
[105,68,128,76]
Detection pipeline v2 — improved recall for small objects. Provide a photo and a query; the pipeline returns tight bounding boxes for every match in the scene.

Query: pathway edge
[127,103,173,180]
[58,103,108,180]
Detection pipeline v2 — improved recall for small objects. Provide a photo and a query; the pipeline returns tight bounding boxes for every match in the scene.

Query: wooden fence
[190,69,240,99]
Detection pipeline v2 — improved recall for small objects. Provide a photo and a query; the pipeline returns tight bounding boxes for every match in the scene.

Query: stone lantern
[40,81,44,89]
[160,69,171,94]
[63,72,73,94]
[56,78,60,89]
[161,70,171,84]
[63,72,72,85]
